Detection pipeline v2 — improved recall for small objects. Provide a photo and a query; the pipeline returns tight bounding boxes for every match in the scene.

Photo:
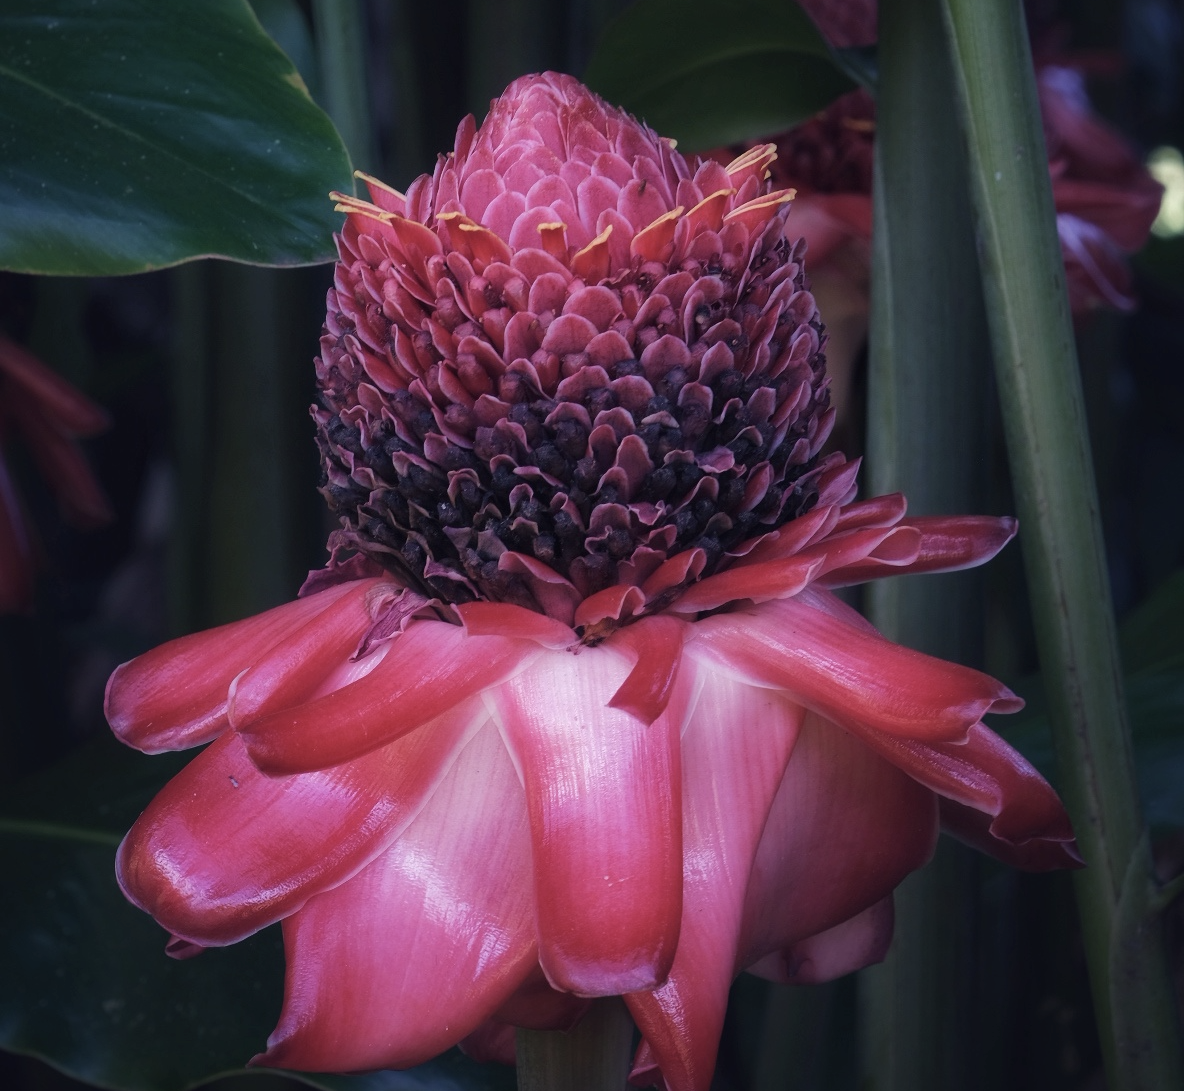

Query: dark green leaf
[1114,568,1184,675]
[0,0,353,275]
[0,737,513,1091]
[0,826,285,1091]
[582,0,854,151]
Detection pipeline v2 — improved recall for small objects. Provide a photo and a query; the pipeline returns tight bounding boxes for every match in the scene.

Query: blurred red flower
[0,335,111,613]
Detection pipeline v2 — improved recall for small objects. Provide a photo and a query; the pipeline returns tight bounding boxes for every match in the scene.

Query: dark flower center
[316,232,831,613]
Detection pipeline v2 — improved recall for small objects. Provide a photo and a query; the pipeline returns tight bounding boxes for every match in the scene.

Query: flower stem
[939,2,1184,1087]
[515,998,634,1091]
[861,0,991,1086]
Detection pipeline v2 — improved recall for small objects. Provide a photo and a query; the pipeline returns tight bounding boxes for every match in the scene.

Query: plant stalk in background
[940,1,1184,1087]
[861,0,992,1086]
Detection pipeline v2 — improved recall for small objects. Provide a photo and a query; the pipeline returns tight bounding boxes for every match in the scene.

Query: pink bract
[108,73,1078,1091]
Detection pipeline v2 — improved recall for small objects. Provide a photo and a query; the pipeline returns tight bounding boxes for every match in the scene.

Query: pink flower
[0,335,111,613]
[1039,64,1165,312]
[107,74,1077,1091]
[736,11,1163,320]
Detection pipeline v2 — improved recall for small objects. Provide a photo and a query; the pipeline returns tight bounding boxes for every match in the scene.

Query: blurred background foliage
[0,1,1182,1090]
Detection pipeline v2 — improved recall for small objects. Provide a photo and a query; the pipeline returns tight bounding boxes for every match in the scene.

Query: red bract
[108,74,1078,1091]
[0,335,111,613]
[727,74,1161,321]
[1039,64,1165,312]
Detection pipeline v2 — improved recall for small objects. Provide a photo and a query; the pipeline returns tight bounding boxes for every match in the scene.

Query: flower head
[318,72,829,618]
[107,74,1078,1091]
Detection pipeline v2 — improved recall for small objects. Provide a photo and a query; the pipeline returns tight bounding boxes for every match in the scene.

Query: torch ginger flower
[107,73,1079,1091]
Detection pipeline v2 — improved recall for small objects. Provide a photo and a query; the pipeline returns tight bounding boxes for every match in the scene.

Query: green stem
[311,0,376,174]
[860,2,992,1084]
[939,2,1184,1087]
[515,998,634,1091]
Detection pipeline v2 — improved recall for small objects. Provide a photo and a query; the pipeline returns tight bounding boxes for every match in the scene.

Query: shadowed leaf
[0,0,352,275]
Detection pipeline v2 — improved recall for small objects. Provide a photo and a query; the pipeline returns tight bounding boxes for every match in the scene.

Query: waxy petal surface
[689,597,1021,743]
[607,614,688,726]
[457,600,576,648]
[228,579,382,727]
[116,699,485,945]
[257,722,537,1071]
[626,672,803,1091]
[747,897,895,985]
[106,581,364,753]
[489,644,688,996]
[850,722,1082,870]
[821,514,1018,586]
[238,619,541,774]
[738,713,938,968]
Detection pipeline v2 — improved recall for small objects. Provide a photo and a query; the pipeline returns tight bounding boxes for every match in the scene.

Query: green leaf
[582,0,854,152]
[1114,568,1184,675]
[0,736,513,1091]
[0,0,353,275]
[248,0,320,102]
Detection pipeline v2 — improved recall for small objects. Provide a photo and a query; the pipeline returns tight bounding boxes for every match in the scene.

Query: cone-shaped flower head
[107,74,1079,1091]
[318,72,829,621]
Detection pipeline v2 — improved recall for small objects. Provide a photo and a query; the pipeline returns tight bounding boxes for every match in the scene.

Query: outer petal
[738,712,939,970]
[457,600,576,647]
[105,580,369,753]
[746,897,895,985]
[238,619,543,774]
[228,580,392,727]
[849,722,1082,871]
[607,614,688,726]
[626,672,804,1091]
[459,1022,517,1066]
[783,585,1077,867]
[689,597,1021,743]
[487,643,689,996]
[820,514,1018,586]
[676,524,919,613]
[256,721,538,1072]
[116,698,485,945]
[489,965,592,1031]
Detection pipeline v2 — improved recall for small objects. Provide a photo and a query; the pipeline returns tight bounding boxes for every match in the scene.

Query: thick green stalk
[515,998,634,1091]
[312,0,376,174]
[939,2,1184,1087]
[859,0,991,1087]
